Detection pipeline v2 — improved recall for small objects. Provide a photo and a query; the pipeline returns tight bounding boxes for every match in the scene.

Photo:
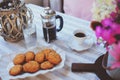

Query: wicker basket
[0,1,32,42]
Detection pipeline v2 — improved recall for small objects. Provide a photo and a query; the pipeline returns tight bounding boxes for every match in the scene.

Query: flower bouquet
[91,0,120,80]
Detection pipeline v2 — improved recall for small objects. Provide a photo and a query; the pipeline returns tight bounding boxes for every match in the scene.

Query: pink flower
[109,47,120,69]
[118,41,120,47]
[95,26,103,38]
[101,18,112,27]
[111,22,120,34]
[109,44,120,69]
[108,37,116,44]
[110,62,120,69]
[101,29,116,44]
[109,44,120,61]
[117,0,120,2]
[110,12,117,19]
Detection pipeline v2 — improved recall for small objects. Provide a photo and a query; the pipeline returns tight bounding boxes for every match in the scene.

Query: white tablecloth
[0,4,106,80]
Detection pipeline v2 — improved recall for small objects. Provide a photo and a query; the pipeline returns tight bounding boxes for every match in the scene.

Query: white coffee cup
[73,29,90,44]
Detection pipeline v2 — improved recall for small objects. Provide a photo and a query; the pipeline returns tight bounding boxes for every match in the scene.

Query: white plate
[7,46,66,79]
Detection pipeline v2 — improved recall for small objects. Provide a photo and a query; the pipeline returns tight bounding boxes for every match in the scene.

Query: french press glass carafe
[41,7,63,43]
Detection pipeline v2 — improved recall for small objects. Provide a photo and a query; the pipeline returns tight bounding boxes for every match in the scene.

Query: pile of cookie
[9,49,62,76]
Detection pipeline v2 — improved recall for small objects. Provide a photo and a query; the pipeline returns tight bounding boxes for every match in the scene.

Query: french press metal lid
[41,7,56,19]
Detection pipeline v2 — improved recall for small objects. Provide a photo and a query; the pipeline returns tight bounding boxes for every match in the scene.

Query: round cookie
[35,52,45,63]
[23,61,40,73]
[25,51,35,62]
[13,54,25,65]
[9,65,23,76]
[42,49,56,60]
[48,52,62,65]
[41,61,54,70]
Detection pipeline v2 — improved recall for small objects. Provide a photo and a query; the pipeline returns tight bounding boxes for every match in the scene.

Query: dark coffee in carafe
[43,24,56,42]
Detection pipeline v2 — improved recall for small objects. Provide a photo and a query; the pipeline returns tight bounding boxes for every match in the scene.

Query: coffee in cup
[74,32,86,38]
[73,29,90,44]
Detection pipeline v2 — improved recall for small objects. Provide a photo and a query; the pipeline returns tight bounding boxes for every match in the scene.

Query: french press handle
[56,15,63,32]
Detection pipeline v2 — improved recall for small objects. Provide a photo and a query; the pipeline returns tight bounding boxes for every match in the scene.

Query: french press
[41,7,63,43]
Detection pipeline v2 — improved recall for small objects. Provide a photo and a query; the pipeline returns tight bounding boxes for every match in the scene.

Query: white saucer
[68,36,95,52]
